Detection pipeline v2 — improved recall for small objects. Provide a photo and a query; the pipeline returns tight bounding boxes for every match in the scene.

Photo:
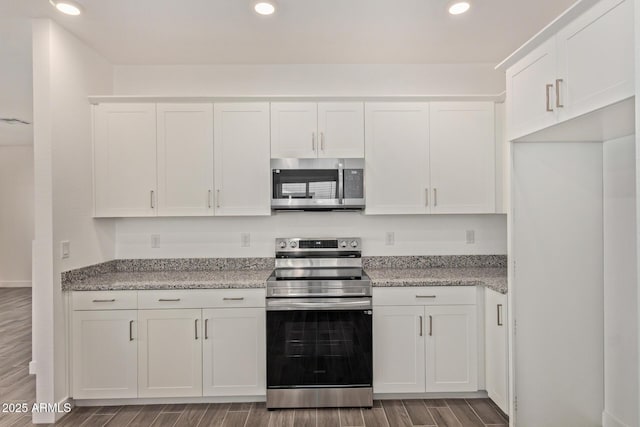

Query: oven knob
[350,240,358,248]
[289,240,298,248]
[279,241,287,249]
[339,240,347,248]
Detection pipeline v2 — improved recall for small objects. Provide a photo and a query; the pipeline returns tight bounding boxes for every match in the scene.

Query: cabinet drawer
[373,286,476,306]
[72,291,138,310]
[138,289,266,309]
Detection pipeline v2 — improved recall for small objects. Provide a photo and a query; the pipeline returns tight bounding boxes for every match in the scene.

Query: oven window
[273,170,339,200]
[267,310,372,388]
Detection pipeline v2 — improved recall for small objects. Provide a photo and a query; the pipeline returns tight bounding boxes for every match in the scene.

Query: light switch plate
[241,233,251,247]
[466,230,475,244]
[385,232,395,246]
[61,241,70,259]
[151,234,160,248]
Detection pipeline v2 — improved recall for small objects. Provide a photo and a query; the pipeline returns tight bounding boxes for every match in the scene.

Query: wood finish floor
[0,288,509,427]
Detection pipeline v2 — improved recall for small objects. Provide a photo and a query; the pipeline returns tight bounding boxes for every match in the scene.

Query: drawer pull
[158,298,181,302]
[419,315,423,337]
[205,319,209,340]
[129,320,134,341]
[223,297,245,301]
[429,315,433,336]
[416,295,436,299]
[92,299,116,303]
[497,304,504,326]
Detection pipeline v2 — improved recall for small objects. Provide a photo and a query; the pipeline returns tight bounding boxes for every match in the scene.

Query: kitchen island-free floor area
[56,399,508,426]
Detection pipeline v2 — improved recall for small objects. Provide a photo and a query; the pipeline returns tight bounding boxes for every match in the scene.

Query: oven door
[266,298,372,389]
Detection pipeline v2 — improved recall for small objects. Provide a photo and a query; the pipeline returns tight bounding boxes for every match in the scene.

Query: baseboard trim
[0,281,32,288]
[374,391,488,400]
[74,395,265,407]
[31,397,73,424]
[602,410,629,427]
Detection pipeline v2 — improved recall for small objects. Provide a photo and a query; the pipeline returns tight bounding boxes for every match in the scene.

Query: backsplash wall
[115,213,507,258]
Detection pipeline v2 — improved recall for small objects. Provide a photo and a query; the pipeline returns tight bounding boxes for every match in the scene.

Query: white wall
[32,19,114,423]
[113,63,504,96]
[116,214,507,259]
[0,145,33,286]
[603,135,638,427]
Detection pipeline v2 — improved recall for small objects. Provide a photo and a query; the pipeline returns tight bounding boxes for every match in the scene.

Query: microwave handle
[338,162,344,205]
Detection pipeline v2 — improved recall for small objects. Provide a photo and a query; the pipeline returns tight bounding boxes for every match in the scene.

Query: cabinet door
[72,310,137,399]
[429,102,495,214]
[138,309,202,398]
[93,103,157,217]
[556,0,634,121]
[214,103,271,216]
[373,306,425,393]
[202,308,266,396]
[317,102,365,158]
[271,103,318,158]
[157,103,214,216]
[506,38,557,141]
[485,290,509,415]
[425,305,478,392]
[364,103,430,215]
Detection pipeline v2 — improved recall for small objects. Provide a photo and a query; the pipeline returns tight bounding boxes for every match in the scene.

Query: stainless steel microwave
[271,158,365,211]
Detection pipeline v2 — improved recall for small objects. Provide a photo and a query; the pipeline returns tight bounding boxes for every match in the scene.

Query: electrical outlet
[61,241,70,259]
[385,232,395,246]
[241,233,251,247]
[151,234,161,248]
[466,230,475,244]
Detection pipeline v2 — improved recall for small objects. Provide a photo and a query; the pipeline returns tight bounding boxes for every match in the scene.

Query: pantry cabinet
[485,289,509,415]
[506,0,633,140]
[270,102,364,159]
[93,103,157,217]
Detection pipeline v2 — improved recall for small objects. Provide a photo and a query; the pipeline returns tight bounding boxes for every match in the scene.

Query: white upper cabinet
[93,103,157,217]
[214,103,270,216]
[317,102,365,158]
[506,0,634,140]
[429,102,495,214]
[157,103,214,216]
[271,102,364,159]
[364,103,430,215]
[556,0,634,121]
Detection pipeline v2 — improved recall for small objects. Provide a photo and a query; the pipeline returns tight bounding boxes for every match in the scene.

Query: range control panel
[275,238,361,251]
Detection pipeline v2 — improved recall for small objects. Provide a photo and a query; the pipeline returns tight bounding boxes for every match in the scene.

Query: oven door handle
[266,298,372,311]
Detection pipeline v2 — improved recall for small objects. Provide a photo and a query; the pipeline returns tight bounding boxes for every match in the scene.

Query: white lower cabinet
[484,289,509,414]
[72,310,138,399]
[202,308,266,396]
[372,287,478,394]
[137,309,203,398]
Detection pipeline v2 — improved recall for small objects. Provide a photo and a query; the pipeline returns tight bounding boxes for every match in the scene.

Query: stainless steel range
[266,237,373,409]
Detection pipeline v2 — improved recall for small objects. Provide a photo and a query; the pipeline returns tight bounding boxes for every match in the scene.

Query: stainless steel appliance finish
[271,158,365,211]
[266,237,373,410]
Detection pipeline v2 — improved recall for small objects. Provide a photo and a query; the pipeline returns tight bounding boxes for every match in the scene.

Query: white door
[202,308,266,396]
[485,289,509,415]
[556,0,634,122]
[271,103,318,158]
[157,103,214,216]
[506,38,557,141]
[214,103,271,216]
[373,306,425,393]
[425,305,478,392]
[72,310,138,399]
[364,103,430,215]
[138,309,202,398]
[317,102,365,158]
[93,103,157,217]
[429,102,495,214]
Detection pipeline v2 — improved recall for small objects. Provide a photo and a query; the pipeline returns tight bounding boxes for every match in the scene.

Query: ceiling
[0,0,577,145]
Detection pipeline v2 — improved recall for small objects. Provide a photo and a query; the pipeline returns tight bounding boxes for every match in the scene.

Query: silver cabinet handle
[205,319,209,340]
[416,295,436,299]
[92,299,115,303]
[545,83,554,112]
[195,319,199,340]
[312,132,316,151]
[158,298,181,302]
[223,297,245,301]
[419,315,423,337]
[150,190,155,209]
[320,132,325,151]
[216,189,220,208]
[497,304,503,326]
[429,315,433,336]
[433,188,438,207]
[208,190,212,208]
[425,188,429,207]
[129,320,134,341]
[555,79,564,108]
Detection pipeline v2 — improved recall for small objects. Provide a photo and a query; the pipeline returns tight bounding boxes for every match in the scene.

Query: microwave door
[273,169,340,208]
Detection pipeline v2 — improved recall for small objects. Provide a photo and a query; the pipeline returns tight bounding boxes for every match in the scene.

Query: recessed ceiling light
[254,0,276,15]
[49,0,83,16]
[448,1,470,15]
